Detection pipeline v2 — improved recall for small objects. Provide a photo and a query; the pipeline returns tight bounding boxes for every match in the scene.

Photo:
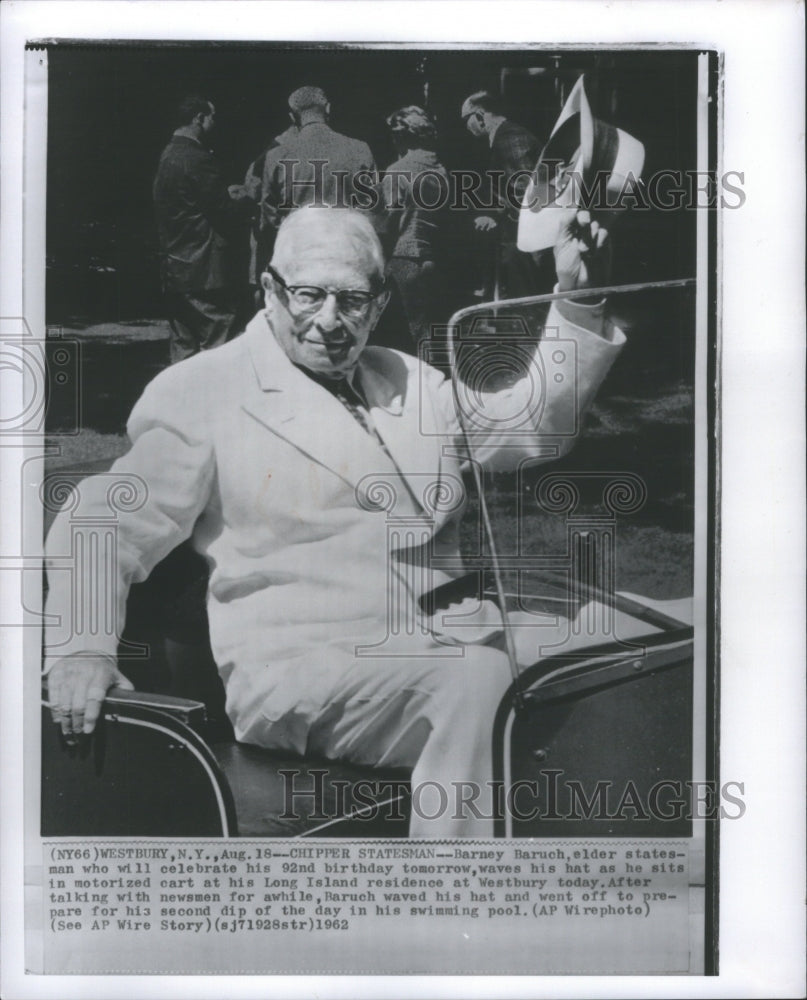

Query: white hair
[271,208,386,285]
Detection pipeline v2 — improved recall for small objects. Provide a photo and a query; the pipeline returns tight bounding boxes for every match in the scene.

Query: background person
[378,105,449,348]
[153,94,255,363]
[460,89,553,299]
[258,86,378,242]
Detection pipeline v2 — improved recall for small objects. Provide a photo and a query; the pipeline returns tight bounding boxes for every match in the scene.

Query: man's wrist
[552,285,608,338]
[557,276,605,304]
[42,650,118,676]
[554,283,606,307]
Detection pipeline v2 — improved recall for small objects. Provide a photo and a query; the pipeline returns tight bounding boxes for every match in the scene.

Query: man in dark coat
[153,95,253,363]
[460,90,553,299]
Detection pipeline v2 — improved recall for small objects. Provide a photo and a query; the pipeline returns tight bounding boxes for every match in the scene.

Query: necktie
[297,366,386,447]
[300,365,422,510]
[331,377,376,437]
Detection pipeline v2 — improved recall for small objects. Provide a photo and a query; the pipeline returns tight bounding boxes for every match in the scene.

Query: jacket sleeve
[43,367,216,671]
[436,293,625,472]
[376,168,406,253]
[259,148,285,234]
[360,142,378,184]
[243,155,264,202]
[488,125,542,219]
[193,151,253,237]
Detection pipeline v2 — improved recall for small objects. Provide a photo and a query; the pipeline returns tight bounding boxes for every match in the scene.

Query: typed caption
[41,839,693,974]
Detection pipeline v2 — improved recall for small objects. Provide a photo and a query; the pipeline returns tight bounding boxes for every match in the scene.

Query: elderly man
[461,90,552,299]
[153,95,254,362]
[44,206,621,837]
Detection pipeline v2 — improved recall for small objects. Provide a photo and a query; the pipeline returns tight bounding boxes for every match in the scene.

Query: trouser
[262,644,516,838]
[165,288,241,364]
[232,592,679,837]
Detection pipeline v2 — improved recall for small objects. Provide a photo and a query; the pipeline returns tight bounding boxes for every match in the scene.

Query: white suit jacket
[44,298,624,741]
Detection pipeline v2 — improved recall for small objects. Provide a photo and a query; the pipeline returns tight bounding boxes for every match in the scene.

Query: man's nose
[313,292,342,331]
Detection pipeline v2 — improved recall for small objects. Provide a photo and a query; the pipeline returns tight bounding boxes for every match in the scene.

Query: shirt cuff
[553,284,611,339]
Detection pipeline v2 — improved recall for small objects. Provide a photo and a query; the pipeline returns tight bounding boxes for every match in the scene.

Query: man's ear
[372,290,391,324]
[260,271,276,302]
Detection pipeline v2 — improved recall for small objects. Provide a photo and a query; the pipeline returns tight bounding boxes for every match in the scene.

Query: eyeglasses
[267,266,385,320]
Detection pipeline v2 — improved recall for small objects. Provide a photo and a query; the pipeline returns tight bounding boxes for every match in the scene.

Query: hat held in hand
[517,75,645,252]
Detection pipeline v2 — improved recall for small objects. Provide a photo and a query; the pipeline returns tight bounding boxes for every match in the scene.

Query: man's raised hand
[554,209,612,293]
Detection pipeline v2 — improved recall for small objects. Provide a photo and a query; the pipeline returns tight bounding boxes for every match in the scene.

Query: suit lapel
[359,350,445,518]
[240,314,405,496]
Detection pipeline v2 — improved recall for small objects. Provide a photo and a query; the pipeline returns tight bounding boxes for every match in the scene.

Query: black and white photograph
[34,35,712,971]
[1,0,804,994]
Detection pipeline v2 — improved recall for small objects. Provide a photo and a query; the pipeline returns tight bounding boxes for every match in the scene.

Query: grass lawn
[45,429,129,468]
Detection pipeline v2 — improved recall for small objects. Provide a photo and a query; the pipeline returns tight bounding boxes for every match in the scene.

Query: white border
[2,2,805,998]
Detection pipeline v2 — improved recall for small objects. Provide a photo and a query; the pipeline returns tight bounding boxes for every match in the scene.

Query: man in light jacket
[44,206,621,837]
[379,105,449,347]
[259,87,377,240]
